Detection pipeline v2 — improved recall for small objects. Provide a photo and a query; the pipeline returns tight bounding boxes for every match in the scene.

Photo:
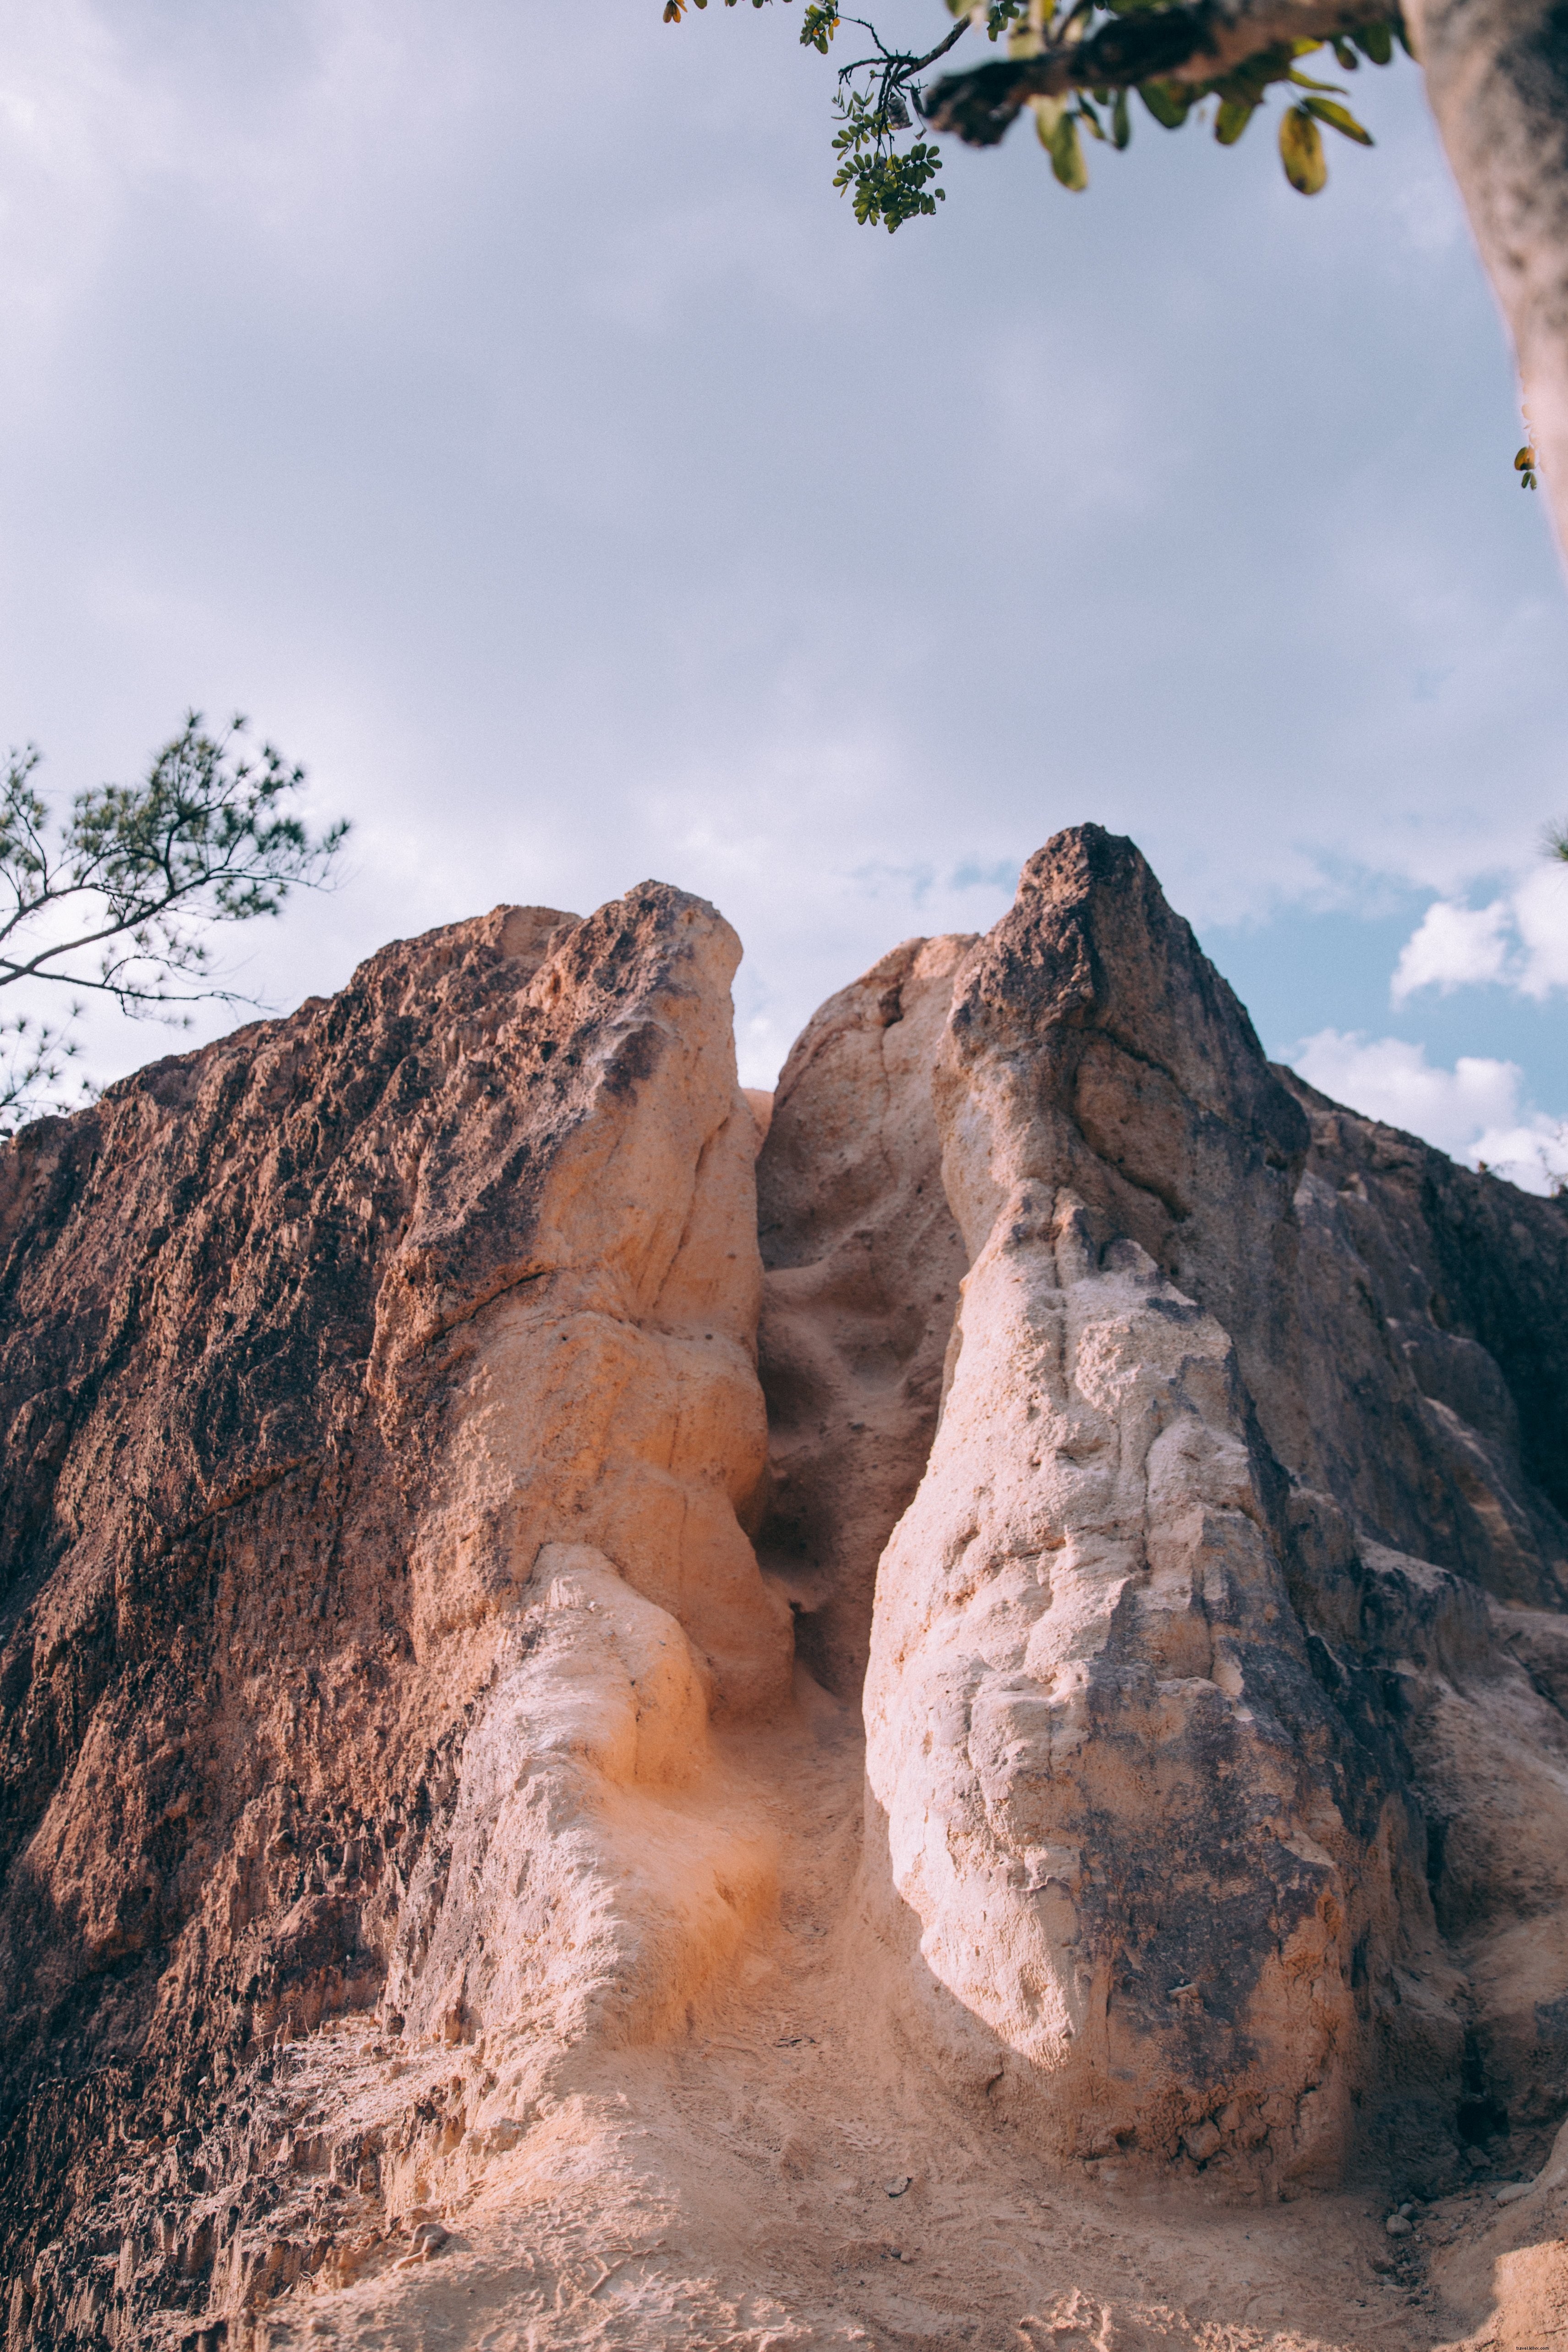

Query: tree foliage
[663,2,1546,490]
[661,0,1404,230]
[0,715,346,1134]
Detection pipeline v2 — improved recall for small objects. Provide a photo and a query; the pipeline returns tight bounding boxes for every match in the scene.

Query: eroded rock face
[0,884,788,2341]
[863,1173,1408,2187]
[860,827,1568,2191]
[1,827,1566,2350]
[753,934,973,1697]
[387,1542,776,2057]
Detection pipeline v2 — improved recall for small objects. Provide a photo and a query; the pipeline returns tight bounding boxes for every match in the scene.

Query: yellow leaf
[1278,104,1327,193]
[1032,94,1066,146]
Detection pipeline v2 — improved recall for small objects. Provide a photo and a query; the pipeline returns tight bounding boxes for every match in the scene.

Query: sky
[0,0,1564,1190]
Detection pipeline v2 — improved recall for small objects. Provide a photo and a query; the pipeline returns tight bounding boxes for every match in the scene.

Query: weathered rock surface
[752,933,973,1697]
[865,1197,1404,2186]
[861,826,1568,2196]
[0,884,788,2344]
[0,825,1566,2352]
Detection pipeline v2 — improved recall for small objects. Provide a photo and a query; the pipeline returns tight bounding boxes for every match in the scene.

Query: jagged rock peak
[951,822,1301,1151]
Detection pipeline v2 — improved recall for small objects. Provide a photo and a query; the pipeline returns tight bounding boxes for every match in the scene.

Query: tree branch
[0,718,346,1025]
[909,18,972,74]
[925,0,1402,142]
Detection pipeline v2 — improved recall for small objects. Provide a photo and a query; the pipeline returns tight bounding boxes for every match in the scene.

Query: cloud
[1512,864,1568,999]
[1289,1028,1565,1194]
[1,0,1565,1124]
[1391,897,1510,1001]
[1391,864,1568,1004]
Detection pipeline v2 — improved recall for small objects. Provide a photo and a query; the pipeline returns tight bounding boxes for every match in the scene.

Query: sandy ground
[242,1681,1568,2352]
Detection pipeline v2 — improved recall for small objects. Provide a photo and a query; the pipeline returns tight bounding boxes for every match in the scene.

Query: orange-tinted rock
[0,884,789,2339]
[2,832,1567,2350]
[752,933,973,1697]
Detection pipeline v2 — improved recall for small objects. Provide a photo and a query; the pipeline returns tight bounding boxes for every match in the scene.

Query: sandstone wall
[1,830,1566,2349]
[0,884,788,2342]
[855,827,1568,2193]
[752,933,973,1697]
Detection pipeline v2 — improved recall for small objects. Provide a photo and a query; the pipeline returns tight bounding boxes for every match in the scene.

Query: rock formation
[0,885,789,2342]
[862,829,1567,2197]
[752,932,973,1698]
[0,828,1565,2352]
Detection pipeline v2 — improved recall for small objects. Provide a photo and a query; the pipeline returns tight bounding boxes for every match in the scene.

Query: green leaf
[1355,21,1395,63]
[1303,93,1374,142]
[1278,103,1327,192]
[1112,87,1131,147]
[1330,35,1360,67]
[1214,94,1257,143]
[1077,94,1107,138]
[1032,93,1066,146]
[1050,109,1089,188]
[1139,78,1191,128]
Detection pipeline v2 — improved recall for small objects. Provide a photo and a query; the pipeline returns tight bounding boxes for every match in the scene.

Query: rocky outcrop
[0,885,788,2343]
[865,1201,1405,2186]
[752,933,973,1697]
[1,827,1566,2350]
[859,827,1568,2195]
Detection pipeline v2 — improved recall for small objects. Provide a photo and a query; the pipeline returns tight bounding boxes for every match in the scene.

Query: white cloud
[1391,864,1568,1005]
[1289,1028,1566,1195]
[1292,1028,1519,1151]
[1512,863,1568,999]
[1391,897,1510,1001]
[0,0,1565,1120]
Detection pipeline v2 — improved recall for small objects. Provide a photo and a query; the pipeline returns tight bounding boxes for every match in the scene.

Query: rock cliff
[0,829,1564,2352]
[863,829,1566,2198]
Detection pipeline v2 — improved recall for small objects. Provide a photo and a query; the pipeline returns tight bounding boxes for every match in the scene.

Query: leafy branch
[661,1,1546,489]
[923,0,1402,180]
[0,1009,88,1131]
[663,0,968,225]
[0,714,346,1135]
[818,14,974,229]
[661,0,1402,220]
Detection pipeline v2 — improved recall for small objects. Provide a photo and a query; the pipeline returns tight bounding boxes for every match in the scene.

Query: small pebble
[1385,2214,1411,2237]
[885,2176,912,2199]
